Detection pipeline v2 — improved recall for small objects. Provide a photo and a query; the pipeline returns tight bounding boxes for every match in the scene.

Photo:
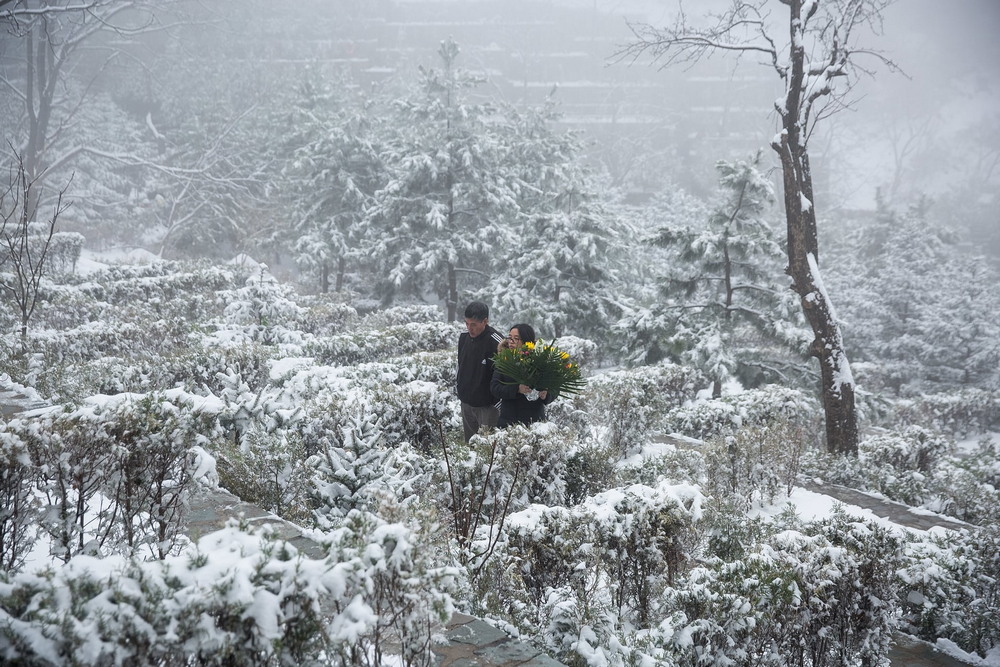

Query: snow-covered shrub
[215,364,300,450]
[928,439,1000,525]
[489,481,704,660]
[665,384,818,441]
[29,318,192,367]
[617,445,706,490]
[702,417,806,507]
[59,340,276,405]
[0,228,82,278]
[29,281,108,331]
[564,440,621,504]
[0,517,458,666]
[888,389,1000,438]
[371,379,456,451]
[862,425,951,476]
[305,407,429,527]
[590,483,703,615]
[196,343,278,397]
[487,422,574,509]
[697,494,769,562]
[81,261,236,301]
[539,585,627,667]
[13,315,199,401]
[8,392,219,561]
[437,431,521,578]
[315,351,456,397]
[544,393,593,443]
[43,232,84,276]
[0,429,36,572]
[899,525,1000,660]
[582,362,705,454]
[304,321,460,366]
[664,510,900,667]
[435,423,575,582]
[297,293,359,335]
[68,261,236,324]
[357,303,443,329]
[399,348,457,387]
[215,430,312,524]
[218,266,308,345]
[322,507,460,666]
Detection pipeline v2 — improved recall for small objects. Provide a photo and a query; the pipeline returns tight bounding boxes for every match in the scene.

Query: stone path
[804,481,976,666]
[3,395,979,666]
[655,434,978,666]
[0,384,47,420]
[187,487,564,666]
[799,480,970,532]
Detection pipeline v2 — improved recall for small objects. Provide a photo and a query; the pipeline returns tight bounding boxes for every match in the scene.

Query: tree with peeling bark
[620,0,898,456]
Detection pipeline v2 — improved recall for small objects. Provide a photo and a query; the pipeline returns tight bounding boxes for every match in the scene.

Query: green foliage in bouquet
[492,340,586,396]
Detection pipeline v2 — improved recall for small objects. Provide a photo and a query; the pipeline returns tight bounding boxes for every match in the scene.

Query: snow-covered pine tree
[361,38,522,320]
[281,78,385,293]
[467,103,628,345]
[830,199,1000,395]
[482,186,625,344]
[621,153,807,395]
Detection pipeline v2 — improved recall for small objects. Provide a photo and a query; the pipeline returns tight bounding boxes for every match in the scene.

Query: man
[456,301,503,442]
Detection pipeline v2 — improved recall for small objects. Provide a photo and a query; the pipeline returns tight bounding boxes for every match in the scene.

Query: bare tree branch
[1,146,71,350]
[621,0,903,456]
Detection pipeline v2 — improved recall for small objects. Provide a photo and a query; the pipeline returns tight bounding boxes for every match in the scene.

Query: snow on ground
[750,486,957,539]
[77,247,161,275]
[956,431,999,455]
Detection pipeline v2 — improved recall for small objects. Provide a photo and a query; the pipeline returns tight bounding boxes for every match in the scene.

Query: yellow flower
[524,341,535,350]
[561,352,570,359]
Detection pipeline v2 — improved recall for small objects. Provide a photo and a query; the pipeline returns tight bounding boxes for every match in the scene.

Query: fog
[1,0,998,258]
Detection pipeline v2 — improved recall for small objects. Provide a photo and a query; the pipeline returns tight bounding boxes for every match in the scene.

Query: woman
[491,323,557,428]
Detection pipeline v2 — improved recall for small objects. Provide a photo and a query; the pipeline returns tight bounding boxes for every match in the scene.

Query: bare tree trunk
[336,255,346,292]
[617,0,893,455]
[774,137,858,455]
[772,0,859,456]
[446,264,458,322]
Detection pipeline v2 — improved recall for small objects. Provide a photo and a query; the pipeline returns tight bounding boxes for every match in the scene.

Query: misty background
[2,0,998,261]
[2,7,1000,664]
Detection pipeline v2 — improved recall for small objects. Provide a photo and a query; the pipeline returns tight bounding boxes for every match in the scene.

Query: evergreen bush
[582,361,705,454]
[899,525,1000,660]
[665,384,817,441]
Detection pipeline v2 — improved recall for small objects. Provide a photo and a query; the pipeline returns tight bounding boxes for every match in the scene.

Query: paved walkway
[799,480,970,532]
[655,433,978,666]
[3,396,979,665]
[187,487,564,666]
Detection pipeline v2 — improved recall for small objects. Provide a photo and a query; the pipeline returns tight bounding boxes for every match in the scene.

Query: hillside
[1,251,997,665]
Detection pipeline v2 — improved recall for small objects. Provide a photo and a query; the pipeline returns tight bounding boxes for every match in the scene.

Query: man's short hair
[464,301,489,321]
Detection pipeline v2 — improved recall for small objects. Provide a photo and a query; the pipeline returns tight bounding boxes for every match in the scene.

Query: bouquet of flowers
[492,339,586,397]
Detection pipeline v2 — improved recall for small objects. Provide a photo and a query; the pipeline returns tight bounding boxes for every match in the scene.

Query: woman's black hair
[510,323,536,344]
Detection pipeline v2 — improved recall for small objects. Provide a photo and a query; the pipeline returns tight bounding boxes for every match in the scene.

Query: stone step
[186,487,564,665]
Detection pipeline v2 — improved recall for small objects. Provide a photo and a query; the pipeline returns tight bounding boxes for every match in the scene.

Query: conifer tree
[362,39,521,320]
[622,154,806,395]
[283,80,385,293]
